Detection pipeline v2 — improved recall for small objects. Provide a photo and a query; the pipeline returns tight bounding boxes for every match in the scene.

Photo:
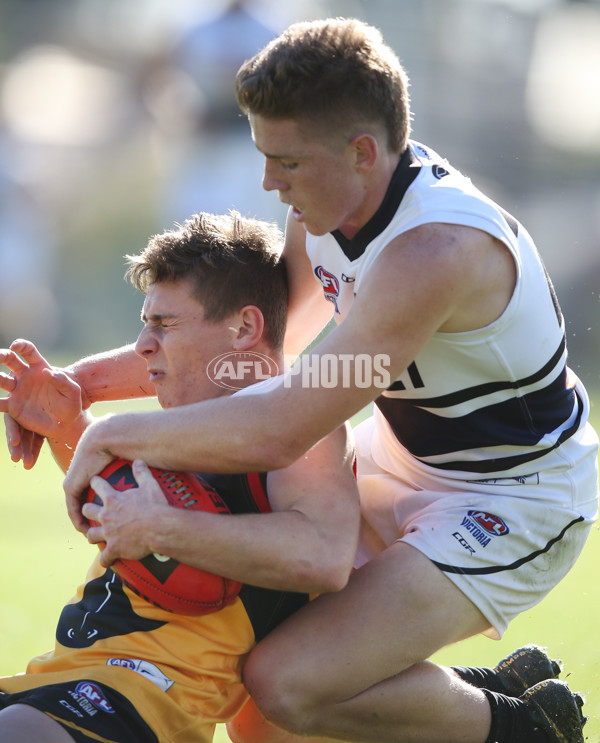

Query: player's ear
[350,133,378,172]
[231,306,265,350]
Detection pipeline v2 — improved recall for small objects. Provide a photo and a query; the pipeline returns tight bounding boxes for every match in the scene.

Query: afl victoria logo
[467,510,509,536]
[74,682,115,713]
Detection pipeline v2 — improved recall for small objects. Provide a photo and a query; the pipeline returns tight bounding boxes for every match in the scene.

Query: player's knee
[251,693,324,738]
[243,652,325,735]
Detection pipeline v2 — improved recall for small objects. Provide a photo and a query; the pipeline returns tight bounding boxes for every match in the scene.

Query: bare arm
[64,224,513,530]
[68,344,155,404]
[82,424,359,594]
[282,211,333,358]
[45,414,93,473]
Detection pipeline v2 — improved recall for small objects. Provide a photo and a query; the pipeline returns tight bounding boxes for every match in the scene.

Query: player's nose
[262,161,288,193]
[134,326,158,357]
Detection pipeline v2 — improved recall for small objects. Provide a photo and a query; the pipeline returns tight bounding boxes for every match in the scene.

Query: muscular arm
[65,224,515,530]
[83,424,359,594]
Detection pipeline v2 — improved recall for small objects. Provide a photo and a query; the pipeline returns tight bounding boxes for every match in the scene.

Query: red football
[84,458,242,615]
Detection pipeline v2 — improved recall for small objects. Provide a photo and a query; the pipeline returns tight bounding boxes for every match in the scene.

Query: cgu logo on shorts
[460,510,509,549]
[314,266,340,313]
[74,681,115,714]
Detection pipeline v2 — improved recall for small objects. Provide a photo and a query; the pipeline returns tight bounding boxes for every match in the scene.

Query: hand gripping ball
[84,458,242,615]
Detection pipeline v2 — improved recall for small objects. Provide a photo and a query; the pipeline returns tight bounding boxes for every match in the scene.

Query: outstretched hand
[0,339,83,467]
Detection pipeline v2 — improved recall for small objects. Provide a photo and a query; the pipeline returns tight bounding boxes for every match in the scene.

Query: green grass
[1,400,599,742]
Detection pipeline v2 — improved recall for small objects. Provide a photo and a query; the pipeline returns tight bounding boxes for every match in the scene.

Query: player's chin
[304,221,330,237]
[302,214,335,237]
[154,387,175,408]
[160,395,191,409]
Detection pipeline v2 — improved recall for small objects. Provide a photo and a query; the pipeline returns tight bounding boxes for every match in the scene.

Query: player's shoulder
[393,143,517,253]
[406,140,491,207]
[408,140,462,179]
[356,221,504,330]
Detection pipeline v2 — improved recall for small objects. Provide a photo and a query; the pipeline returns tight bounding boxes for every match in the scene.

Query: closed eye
[141,313,176,329]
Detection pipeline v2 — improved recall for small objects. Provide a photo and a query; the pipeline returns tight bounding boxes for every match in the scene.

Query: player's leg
[245,540,586,743]
[226,646,557,740]
[243,541,493,743]
[227,697,339,743]
[0,704,75,743]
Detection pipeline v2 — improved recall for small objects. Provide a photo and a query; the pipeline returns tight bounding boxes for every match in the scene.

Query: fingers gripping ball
[84,458,242,615]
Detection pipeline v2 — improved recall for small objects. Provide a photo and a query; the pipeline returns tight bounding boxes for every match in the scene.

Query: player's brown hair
[236,17,411,153]
[125,211,288,351]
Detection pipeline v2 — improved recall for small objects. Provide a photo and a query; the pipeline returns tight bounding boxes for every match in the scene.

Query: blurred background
[0,0,598,394]
[1,2,599,732]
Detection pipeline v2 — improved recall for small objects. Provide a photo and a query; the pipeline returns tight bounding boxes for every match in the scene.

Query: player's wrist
[90,411,149,464]
[147,507,207,560]
[66,365,93,408]
[46,410,91,448]
[145,511,177,558]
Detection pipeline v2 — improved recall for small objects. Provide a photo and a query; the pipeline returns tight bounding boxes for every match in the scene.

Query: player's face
[249,114,370,238]
[134,279,233,408]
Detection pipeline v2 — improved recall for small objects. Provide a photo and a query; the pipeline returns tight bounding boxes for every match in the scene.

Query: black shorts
[0,679,159,743]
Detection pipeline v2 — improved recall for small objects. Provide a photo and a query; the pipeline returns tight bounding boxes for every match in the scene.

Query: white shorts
[354,412,599,638]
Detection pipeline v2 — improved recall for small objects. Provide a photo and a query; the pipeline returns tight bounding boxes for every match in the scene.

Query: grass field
[1,399,599,742]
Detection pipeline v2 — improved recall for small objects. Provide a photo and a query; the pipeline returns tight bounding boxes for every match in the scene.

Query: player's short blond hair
[236,17,411,153]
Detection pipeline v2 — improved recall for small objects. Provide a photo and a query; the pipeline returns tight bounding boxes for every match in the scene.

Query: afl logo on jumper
[315,265,340,313]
